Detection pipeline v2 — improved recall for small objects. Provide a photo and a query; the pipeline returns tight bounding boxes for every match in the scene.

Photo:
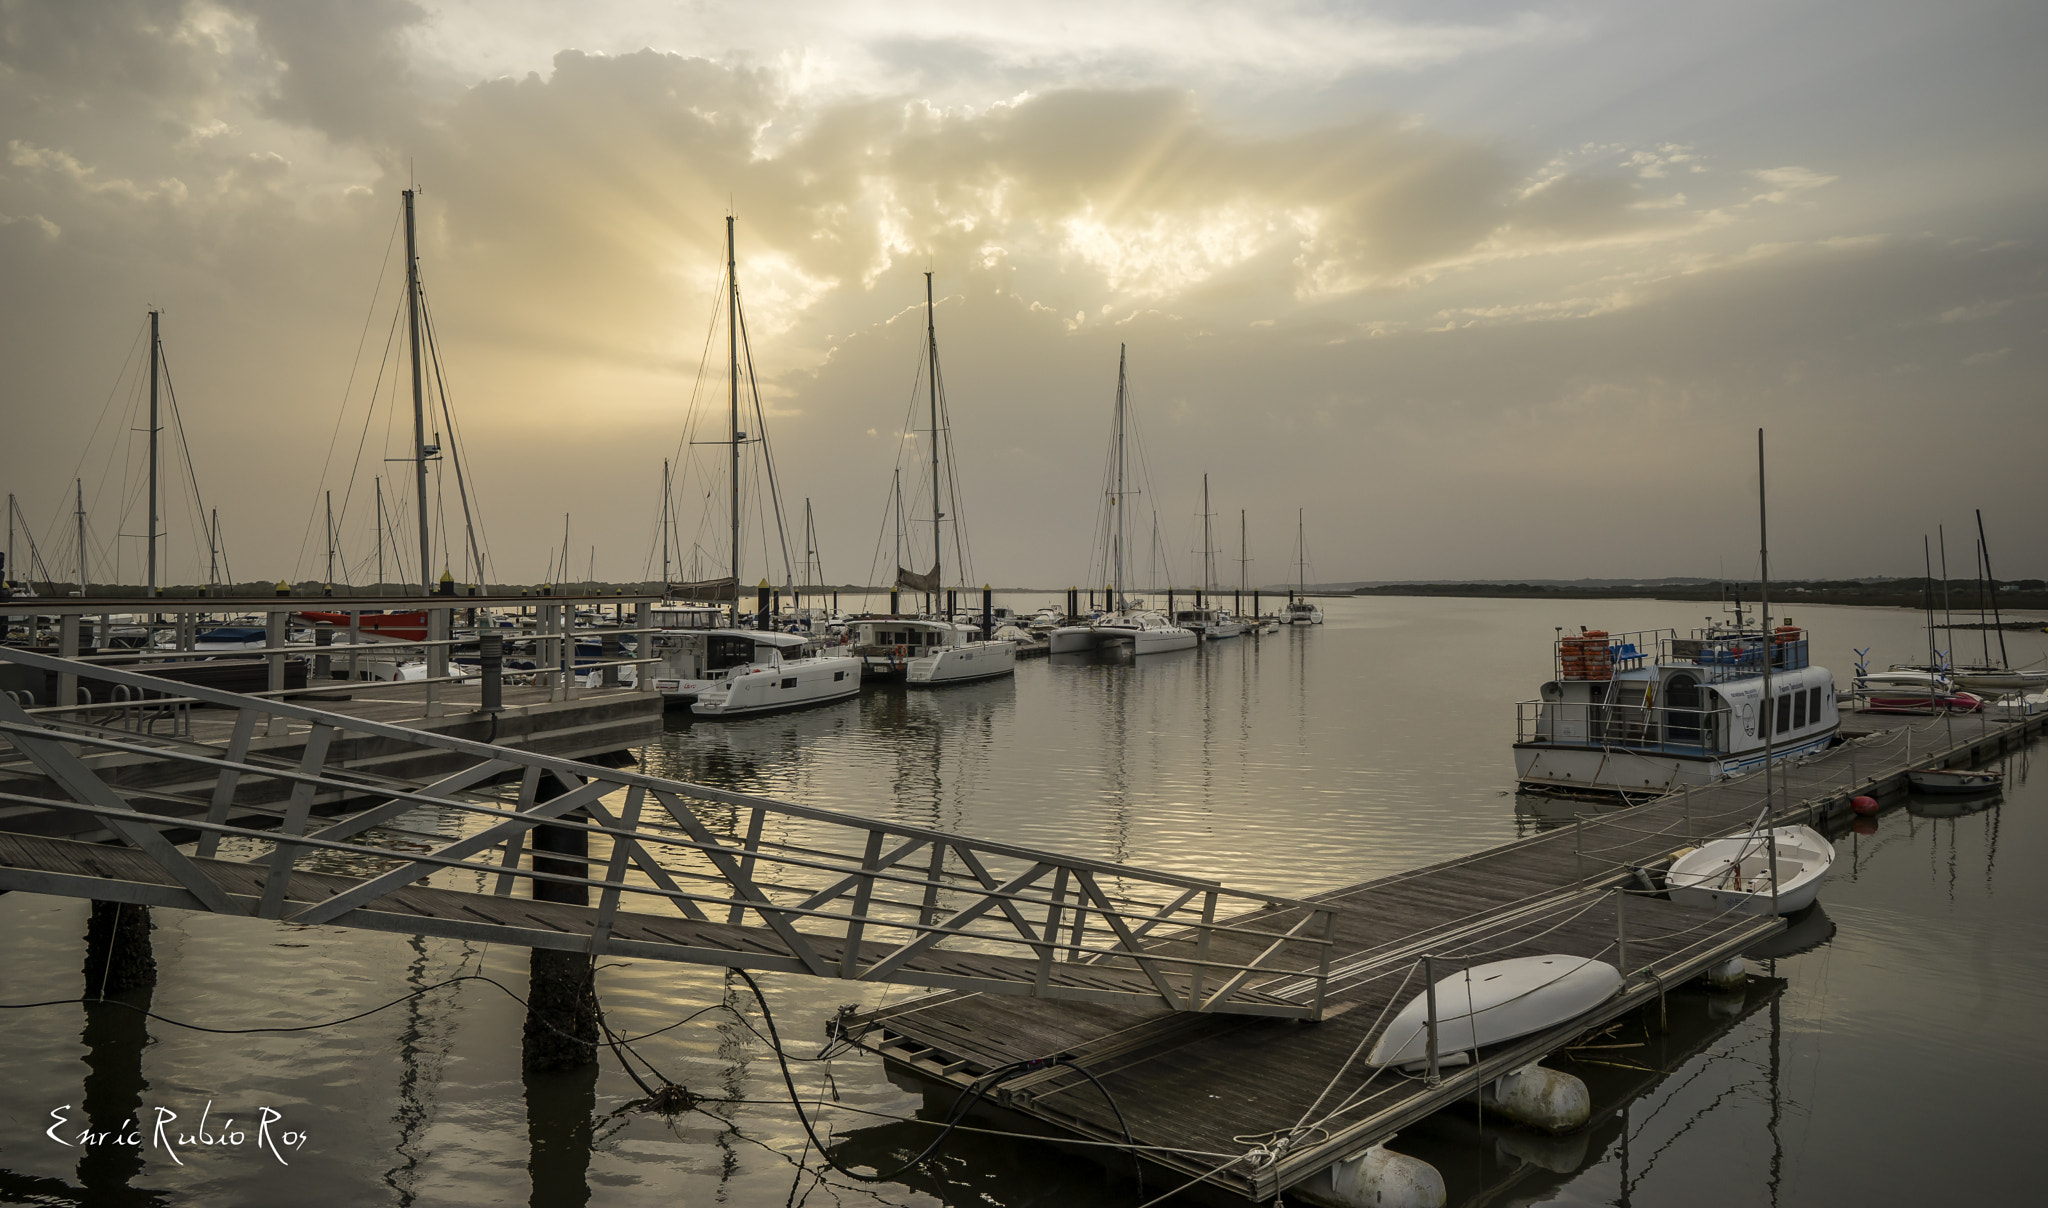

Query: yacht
[1172,604,1245,640]
[1514,620,1839,795]
[844,616,1016,685]
[1283,598,1324,626]
[1048,346,1197,656]
[678,631,860,716]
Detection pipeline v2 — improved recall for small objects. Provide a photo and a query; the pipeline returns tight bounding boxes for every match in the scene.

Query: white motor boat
[1905,766,2003,794]
[1514,619,1840,795]
[1666,825,1833,916]
[1368,955,1623,1069]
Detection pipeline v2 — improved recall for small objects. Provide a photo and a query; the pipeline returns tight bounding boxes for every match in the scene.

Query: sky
[0,0,2042,591]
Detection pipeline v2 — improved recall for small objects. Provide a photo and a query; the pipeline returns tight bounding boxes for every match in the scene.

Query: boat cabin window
[705,635,757,672]
[1775,693,1792,735]
[1793,690,1807,729]
[1808,686,1823,720]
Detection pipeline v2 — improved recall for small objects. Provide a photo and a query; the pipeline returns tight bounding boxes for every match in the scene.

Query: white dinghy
[1665,824,1833,916]
[1367,955,1623,1069]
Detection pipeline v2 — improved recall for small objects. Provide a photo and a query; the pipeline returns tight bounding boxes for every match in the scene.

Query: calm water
[1,596,2043,1206]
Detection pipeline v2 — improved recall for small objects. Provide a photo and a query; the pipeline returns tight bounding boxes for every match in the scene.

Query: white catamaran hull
[1048,625,1100,654]
[905,641,1017,685]
[1096,625,1197,654]
[690,656,862,716]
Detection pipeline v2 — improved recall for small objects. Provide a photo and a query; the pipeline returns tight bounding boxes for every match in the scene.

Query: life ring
[894,645,907,658]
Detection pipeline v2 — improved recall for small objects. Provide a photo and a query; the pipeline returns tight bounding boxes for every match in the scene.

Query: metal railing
[0,647,1334,1018]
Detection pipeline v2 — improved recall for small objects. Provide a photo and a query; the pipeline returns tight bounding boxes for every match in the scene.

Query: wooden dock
[847,702,2047,1202]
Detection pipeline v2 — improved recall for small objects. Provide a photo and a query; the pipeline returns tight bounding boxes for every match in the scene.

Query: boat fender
[1314,1139,1446,1208]
[1629,865,1660,894]
[1850,795,1879,816]
[1482,1064,1591,1135]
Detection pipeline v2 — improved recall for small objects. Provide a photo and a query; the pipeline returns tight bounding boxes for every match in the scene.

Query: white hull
[1368,956,1622,1067]
[905,641,1017,685]
[1666,825,1833,916]
[1048,625,1099,654]
[1096,624,1197,654]
[1514,729,1834,794]
[1203,620,1246,640]
[690,655,862,716]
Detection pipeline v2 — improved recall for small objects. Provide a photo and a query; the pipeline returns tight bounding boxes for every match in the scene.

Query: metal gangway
[0,648,1334,1019]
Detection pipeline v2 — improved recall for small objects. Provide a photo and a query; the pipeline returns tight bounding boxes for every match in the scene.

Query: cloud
[1962,347,2010,365]
[1748,165,1837,204]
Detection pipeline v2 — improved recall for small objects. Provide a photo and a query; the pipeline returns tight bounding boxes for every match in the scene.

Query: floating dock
[846,702,2047,1203]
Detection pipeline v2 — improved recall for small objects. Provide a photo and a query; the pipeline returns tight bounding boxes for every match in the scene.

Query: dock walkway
[851,703,2047,1201]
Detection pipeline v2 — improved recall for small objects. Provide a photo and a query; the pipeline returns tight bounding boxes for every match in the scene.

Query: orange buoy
[1851,795,1878,816]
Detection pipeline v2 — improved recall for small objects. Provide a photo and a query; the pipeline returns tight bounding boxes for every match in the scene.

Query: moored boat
[1367,955,1623,1069]
[1905,766,2004,794]
[1665,824,1834,915]
[1514,620,1839,794]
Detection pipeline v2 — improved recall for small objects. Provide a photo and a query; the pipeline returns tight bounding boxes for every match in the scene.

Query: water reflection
[1400,977,1790,1208]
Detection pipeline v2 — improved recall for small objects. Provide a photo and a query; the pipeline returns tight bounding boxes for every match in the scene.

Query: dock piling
[83,900,155,997]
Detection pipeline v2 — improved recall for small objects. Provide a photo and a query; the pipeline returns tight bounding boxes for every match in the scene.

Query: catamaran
[1048,346,1195,655]
[643,218,859,715]
[854,272,1016,686]
[1283,508,1324,625]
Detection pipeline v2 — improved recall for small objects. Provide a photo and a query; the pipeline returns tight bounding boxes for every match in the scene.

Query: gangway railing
[0,648,1334,1019]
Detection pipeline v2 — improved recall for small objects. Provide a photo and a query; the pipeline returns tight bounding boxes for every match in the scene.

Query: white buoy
[1481,1063,1591,1134]
[1298,1138,1446,1208]
[1702,956,1746,990]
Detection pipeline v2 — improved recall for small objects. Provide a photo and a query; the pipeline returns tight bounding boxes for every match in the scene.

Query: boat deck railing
[1552,627,1810,684]
[1517,698,1722,755]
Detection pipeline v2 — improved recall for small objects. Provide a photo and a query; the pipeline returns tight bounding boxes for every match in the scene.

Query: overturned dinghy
[1368,955,1623,1069]
[1666,825,1833,916]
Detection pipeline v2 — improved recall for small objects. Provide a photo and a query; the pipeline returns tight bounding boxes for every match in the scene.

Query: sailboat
[1283,509,1323,625]
[643,217,862,716]
[1048,346,1195,655]
[849,272,1015,686]
[1951,511,2048,694]
[1172,474,1244,639]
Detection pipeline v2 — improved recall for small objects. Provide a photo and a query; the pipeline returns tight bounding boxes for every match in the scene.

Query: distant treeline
[1350,579,2048,612]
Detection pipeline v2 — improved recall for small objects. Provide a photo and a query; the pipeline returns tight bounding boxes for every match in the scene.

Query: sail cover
[896,564,940,593]
[668,576,739,602]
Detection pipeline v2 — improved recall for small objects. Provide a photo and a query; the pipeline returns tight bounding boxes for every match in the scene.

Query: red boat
[294,610,430,642]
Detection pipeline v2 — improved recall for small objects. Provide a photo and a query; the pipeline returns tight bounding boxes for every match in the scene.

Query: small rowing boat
[1367,955,1622,1069]
[1905,767,2003,794]
[1666,825,1833,916]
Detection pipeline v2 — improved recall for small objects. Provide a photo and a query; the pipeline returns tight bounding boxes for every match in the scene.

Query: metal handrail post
[1423,955,1441,1085]
[265,607,286,735]
[57,615,79,709]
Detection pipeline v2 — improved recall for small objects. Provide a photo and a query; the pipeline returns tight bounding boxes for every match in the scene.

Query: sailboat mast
[5,493,13,589]
[375,478,386,592]
[1976,537,1992,666]
[1239,508,1247,594]
[1112,344,1127,609]
[325,491,335,587]
[803,497,818,588]
[1938,525,1953,640]
[146,309,161,598]
[1202,473,1213,593]
[1758,429,1775,860]
[208,507,219,588]
[727,215,742,627]
[1976,509,2009,668]
[926,272,941,603]
[75,479,87,597]
[1297,508,1305,596]
[403,189,432,596]
[661,460,673,585]
[560,514,570,588]
[1923,536,1937,671]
